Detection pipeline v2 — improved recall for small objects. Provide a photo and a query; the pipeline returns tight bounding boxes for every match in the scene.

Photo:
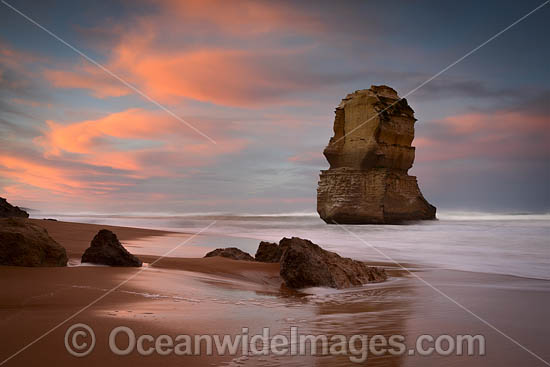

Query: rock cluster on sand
[81,229,142,267]
[0,218,67,266]
[278,237,386,289]
[204,247,254,261]
[254,237,386,289]
[317,85,436,224]
[204,238,386,289]
[0,197,29,218]
[254,241,283,263]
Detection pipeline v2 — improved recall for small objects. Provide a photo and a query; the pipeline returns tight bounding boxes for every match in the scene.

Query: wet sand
[29,219,179,258]
[0,220,549,366]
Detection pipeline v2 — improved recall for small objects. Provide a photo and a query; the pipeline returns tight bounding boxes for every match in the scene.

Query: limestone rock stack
[317,85,436,224]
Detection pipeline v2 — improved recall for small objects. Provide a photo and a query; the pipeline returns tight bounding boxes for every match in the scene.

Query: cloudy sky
[0,0,549,214]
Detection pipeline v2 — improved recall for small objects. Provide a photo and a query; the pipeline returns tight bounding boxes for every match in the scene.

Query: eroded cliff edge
[317,85,436,224]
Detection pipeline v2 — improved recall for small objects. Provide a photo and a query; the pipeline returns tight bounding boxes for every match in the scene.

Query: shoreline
[28,218,181,258]
[30,213,550,282]
[1,219,549,366]
[28,217,550,287]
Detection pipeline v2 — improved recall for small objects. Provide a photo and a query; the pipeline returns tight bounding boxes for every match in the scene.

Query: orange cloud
[41,1,333,107]
[44,64,130,98]
[0,155,123,195]
[288,151,325,165]
[0,39,43,71]
[2,184,48,202]
[442,111,548,135]
[37,108,180,156]
[45,45,315,107]
[0,107,247,200]
[35,108,247,173]
[155,0,324,35]
[0,39,44,91]
[127,48,312,106]
[415,110,550,163]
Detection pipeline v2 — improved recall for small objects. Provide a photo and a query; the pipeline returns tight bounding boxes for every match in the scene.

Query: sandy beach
[2,0,548,365]
[0,219,548,366]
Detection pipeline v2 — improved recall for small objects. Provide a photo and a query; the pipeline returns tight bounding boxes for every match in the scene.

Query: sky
[0,0,549,215]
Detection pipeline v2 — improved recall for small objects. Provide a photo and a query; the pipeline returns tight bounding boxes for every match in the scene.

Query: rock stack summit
[317,85,436,224]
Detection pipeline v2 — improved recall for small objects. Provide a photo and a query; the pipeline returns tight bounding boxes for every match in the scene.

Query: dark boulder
[204,247,254,261]
[0,218,67,266]
[0,197,29,218]
[81,229,142,267]
[279,237,386,289]
[254,241,283,263]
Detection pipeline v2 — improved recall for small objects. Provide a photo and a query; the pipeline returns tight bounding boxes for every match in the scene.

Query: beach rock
[0,218,67,266]
[81,229,142,267]
[255,241,283,263]
[317,86,436,224]
[0,197,29,218]
[204,247,254,261]
[279,237,386,289]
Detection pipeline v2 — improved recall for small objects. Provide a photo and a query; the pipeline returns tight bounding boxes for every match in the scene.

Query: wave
[33,210,549,221]
[29,209,550,280]
[30,211,320,220]
[437,211,550,221]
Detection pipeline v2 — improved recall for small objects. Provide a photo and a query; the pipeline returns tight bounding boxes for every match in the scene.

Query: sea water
[35,211,550,280]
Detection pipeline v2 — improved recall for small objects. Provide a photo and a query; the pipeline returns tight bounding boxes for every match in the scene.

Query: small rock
[0,218,67,266]
[279,237,386,289]
[204,247,254,261]
[81,229,142,267]
[0,197,29,218]
[255,241,283,262]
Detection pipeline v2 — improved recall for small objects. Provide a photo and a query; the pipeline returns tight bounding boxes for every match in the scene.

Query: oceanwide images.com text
[65,324,486,363]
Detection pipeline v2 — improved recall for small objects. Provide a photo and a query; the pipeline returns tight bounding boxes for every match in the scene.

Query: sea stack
[317,85,436,224]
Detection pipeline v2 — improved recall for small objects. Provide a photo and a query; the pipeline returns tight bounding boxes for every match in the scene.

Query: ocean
[33,211,550,281]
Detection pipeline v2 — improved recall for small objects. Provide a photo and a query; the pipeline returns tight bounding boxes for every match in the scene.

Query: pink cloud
[442,111,548,135]
[415,110,550,163]
[41,2,333,107]
[37,108,180,156]
[0,39,44,91]
[288,150,325,165]
[0,39,43,71]
[0,109,247,199]
[0,154,126,195]
[44,45,318,107]
[34,108,247,173]
[44,64,130,98]
[152,0,324,35]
